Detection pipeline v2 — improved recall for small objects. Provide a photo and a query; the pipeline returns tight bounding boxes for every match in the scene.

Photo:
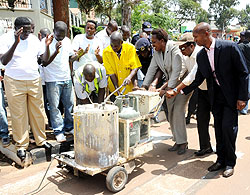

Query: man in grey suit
[142,28,192,155]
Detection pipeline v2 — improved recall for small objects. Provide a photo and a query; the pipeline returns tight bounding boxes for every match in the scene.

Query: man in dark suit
[183,22,248,177]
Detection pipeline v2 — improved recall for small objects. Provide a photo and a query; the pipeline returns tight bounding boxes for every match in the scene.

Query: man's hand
[85,44,90,54]
[237,100,246,111]
[132,86,139,91]
[55,41,62,54]
[14,27,23,44]
[123,77,131,86]
[77,48,84,59]
[45,34,53,47]
[0,76,3,82]
[95,46,100,56]
[166,89,176,98]
[148,85,156,92]
[139,87,147,91]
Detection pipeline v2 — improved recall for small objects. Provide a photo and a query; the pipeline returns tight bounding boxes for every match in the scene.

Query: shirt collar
[205,37,215,51]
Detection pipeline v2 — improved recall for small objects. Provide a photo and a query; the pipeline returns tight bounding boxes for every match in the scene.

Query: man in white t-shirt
[74,62,107,104]
[95,20,118,50]
[0,17,52,161]
[42,21,81,143]
[72,20,103,71]
[38,28,52,128]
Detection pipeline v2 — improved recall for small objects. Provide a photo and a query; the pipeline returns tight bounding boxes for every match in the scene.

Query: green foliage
[72,25,85,37]
[96,25,105,33]
[209,0,239,30]
[237,4,250,29]
[195,8,210,24]
[76,0,117,21]
[166,0,205,24]
[131,1,179,33]
[76,0,101,15]
[177,0,202,24]
[95,0,118,21]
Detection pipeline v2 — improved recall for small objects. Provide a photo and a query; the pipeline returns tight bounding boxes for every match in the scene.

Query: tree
[76,0,101,17]
[76,0,117,22]
[52,0,70,37]
[96,0,118,21]
[167,0,202,24]
[195,8,210,24]
[209,0,239,31]
[151,0,166,14]
[121,0,141,30]
[131,1,179,33]
[237,4,250,29]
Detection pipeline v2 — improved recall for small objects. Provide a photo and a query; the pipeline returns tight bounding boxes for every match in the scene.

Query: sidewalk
[1,111,250,194]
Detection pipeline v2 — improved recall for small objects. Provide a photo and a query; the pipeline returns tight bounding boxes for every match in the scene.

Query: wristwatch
[173,88,178,94]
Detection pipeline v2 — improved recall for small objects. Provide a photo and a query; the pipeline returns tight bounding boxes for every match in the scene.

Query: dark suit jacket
[183,39,249,109]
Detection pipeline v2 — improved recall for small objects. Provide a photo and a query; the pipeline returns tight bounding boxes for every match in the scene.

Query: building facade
[0,0,54,36]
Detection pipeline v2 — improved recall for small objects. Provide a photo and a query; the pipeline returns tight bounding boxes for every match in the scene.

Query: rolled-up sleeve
[182,64,197,86]
[99,66,108,88]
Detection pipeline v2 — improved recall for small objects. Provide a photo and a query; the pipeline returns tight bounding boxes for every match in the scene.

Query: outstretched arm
[123,68,139,86]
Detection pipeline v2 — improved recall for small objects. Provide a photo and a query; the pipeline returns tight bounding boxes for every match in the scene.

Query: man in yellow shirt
[103,31,141,100]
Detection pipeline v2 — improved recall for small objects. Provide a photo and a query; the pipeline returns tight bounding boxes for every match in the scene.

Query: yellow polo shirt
[103,42,141,94]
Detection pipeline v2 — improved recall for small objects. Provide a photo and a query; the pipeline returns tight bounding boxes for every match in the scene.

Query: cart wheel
[106,166,128,192]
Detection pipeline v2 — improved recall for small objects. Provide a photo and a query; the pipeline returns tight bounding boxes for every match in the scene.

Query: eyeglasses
[179,42,194,51]
[179,46,188,51]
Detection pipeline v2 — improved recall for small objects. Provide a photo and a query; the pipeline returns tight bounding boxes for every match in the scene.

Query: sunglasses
[179,42,195,51]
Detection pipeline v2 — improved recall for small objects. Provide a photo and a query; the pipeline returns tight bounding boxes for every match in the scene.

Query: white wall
[0,0,54,36]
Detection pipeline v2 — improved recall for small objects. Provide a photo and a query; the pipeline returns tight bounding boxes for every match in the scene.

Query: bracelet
[150,84,156,87]
[173,88,178,93]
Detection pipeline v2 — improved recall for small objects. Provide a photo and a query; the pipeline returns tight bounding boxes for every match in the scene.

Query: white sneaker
[56,133,66,143]
[65,129,74,135]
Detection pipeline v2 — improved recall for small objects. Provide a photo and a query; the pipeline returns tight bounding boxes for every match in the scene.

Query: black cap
[240,31,245,36]
[142,22,152,32]
[135,38,151,52]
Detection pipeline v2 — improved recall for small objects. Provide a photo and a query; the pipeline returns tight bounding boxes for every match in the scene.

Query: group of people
[0,16,249,179]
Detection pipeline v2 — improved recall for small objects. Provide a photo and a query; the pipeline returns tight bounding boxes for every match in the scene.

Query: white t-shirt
[0,32,44,80]
[74,62,107,100]
[72,34,103,71]
[43,36,75,82]
[95,28,110,50]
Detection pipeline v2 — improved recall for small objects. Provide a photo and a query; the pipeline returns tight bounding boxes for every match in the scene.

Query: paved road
[1,113,250,195]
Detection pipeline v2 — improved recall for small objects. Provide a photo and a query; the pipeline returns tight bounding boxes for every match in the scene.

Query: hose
[24,155,58,195]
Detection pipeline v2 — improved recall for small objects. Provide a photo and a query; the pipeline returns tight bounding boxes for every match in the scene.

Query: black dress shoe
[177,143,188,155]
[168,143,179,152]
[194,147,213,156]
[17,149,26,161]
[208,162,225,172]
[223,166,234,178]
[41,142,52,162]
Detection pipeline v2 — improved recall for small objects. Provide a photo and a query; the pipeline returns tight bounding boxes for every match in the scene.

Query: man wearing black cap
[131,21,152,45]
[238,31,245,44]
[166,33,213,156]
[134,38,153,88]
